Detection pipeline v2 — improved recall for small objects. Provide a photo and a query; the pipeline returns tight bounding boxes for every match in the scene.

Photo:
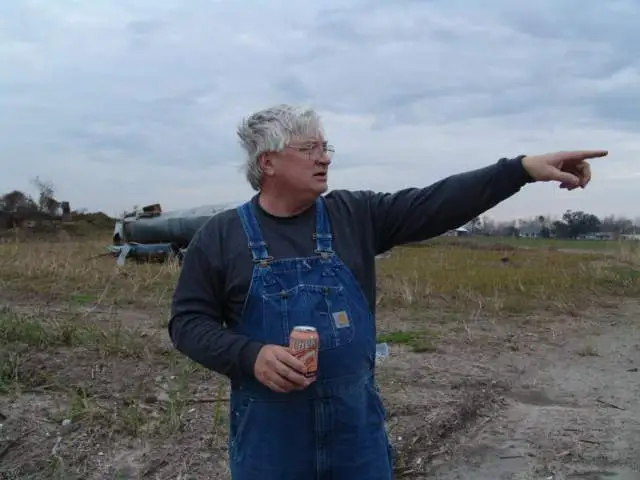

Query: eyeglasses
[286,141,335,161]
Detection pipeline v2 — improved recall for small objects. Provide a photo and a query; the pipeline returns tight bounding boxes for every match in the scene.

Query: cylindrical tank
[114,203,235,249]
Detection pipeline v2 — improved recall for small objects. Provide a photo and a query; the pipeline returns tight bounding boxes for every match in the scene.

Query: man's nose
[317,154,331,165]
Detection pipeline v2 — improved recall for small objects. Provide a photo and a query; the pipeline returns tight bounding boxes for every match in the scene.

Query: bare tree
[31,176,60,216]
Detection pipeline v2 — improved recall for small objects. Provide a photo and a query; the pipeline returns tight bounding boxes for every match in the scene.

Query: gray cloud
[0,0,638,220]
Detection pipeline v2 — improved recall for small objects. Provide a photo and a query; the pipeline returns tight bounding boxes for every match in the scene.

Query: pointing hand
[521,150,608,190]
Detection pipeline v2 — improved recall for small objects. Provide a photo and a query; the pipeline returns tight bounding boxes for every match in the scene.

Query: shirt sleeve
[168,228,264,380]
[368,156,532,253]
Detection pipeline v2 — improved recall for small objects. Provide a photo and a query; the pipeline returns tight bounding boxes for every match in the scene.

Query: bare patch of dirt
[389,302,640,479]
[0,345,230,479]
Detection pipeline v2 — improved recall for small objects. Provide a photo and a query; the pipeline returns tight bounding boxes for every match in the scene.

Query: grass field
[455,235,621,250]
[0,235,638,478]
[429,234,631,251]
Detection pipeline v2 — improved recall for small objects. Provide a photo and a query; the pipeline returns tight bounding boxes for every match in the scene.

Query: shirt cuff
[510,154,535,184]
[239,340,265,378]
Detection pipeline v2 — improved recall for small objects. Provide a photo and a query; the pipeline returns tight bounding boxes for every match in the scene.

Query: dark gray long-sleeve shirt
[168,156,533,380]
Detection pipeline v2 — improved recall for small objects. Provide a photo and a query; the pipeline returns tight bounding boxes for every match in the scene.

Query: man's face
[262,135,334,197]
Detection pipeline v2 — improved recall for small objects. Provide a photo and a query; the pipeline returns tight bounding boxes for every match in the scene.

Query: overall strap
[313,197,334,258]
[237,202,272,264]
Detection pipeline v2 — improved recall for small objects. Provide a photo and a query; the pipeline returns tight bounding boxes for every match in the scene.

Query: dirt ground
[381,301,640,480]
[2,291,638,479]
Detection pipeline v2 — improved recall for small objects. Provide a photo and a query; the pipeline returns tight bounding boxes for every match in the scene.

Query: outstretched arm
[369,156,530,253]
[368,150,606,254]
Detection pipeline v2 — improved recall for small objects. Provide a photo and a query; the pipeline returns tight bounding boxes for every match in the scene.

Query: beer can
[289,326,319,378]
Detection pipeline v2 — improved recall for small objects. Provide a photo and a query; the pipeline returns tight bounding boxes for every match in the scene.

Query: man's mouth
[314,172,327,179]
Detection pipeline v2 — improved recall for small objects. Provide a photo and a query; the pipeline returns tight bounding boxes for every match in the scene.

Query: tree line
[0,178,113,231]
[469,210,639,239]
[0,177,66,223]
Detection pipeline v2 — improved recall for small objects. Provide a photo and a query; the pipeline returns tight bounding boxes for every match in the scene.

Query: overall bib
[228,197,394,479]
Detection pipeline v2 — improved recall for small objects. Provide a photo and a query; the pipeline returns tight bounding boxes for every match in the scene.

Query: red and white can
[289,326,319,378]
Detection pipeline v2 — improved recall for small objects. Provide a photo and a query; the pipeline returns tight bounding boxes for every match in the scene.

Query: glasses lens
[324,145,335,160]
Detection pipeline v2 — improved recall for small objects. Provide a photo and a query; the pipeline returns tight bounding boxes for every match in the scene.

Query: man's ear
[259,152,276,177]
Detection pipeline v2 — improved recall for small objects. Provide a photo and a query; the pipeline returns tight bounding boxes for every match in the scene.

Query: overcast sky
[1,0,639,221]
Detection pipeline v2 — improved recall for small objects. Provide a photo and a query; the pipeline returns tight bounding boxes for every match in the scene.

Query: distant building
[519,224,542,239]
[594,232,614,240]
[61,201,72,222]
[443,226,470,237]
[621,233,640,241]
[578,232,614,240]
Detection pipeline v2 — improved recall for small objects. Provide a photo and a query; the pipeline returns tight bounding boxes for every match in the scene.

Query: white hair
[237,104,325,191]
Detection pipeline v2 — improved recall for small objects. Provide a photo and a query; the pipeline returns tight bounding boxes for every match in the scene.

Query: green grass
[377,330,439,352]
[454,235,626,251]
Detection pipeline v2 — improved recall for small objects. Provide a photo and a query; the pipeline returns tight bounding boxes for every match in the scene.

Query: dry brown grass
[0,237,638,478]
[0,239,180,307]
[1,237,637,311]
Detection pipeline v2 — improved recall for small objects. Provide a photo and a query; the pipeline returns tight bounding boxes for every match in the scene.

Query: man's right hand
[254,345,315,393]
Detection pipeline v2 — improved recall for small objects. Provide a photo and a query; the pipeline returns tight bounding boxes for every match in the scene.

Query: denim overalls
[228,197,394,479]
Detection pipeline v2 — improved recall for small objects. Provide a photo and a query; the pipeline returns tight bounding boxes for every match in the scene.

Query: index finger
[564,150,608,160]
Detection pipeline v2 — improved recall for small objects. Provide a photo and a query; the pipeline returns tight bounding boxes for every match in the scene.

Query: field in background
[0,236,639,479]
[431,234,625,251]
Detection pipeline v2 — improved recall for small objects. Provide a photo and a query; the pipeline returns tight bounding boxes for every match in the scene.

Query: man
[168,104,606,479]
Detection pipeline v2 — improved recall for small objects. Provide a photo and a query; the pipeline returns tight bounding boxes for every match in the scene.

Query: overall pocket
[261,284,356,351]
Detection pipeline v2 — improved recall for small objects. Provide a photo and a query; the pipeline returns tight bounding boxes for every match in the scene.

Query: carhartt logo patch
[333,311,350,328]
